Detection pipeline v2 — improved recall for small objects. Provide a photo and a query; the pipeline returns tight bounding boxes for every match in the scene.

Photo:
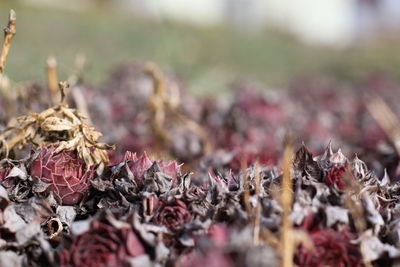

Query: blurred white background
[25,0,400,46]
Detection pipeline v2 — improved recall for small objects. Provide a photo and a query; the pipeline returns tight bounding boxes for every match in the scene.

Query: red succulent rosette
[296,213,363,267]
[30,146,95,205]
[296,228,363,267]
[325,165,347,190]
[59,221,145,267]
[152,199,192,231]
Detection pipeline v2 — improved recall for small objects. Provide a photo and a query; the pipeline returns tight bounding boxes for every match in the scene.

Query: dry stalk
[241,157,252,220]
[144,62,211,154]
[0,10,16,75]
[59,81,68,105]
[46,55,59,104]
[253,161,261,245]
[260,228,280,248]
[280,134,294,267]
[367,97,400,155]
[68,54,92,124]
[71,87,92,124]
[0,10,16,120]
[68,53,86,87]
[173,110,212,154]
[144,62,169,147]
[343,170,366,234]
[342,169,373,267]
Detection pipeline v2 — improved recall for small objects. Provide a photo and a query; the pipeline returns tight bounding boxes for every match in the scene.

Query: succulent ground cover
[1,9,400,267]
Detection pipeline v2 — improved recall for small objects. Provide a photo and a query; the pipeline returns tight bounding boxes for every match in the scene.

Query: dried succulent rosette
[59,220,145,267]
[30,146,94,205]
[295,228,362,267]
[152,199,192,231]
[124,151,181,185]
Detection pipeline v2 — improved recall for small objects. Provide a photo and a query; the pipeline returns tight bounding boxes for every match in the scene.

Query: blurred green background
[1,0,400,94]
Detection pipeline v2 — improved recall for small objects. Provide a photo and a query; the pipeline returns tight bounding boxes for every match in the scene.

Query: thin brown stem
[68,53,86,87]
[145,62,170,147]
[367,97,400,155]
[241,158,252,221]
[280,133,294,267]
[68,54,92,123]
[0,10,16,120]
[58,81,69,105]
[46,55,59,104]
[253,162,261,245]
[0,10,16,74]
[342,169,373,267]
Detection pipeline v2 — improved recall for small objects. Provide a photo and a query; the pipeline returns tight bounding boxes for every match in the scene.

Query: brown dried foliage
[0,81,115,166]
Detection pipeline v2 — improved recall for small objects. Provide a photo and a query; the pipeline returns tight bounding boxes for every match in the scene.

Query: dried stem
[71,88,91,124]
[343,170,366,234]
[58,81,69,105]
[68,53,86,87]
[145,62,166,101]
[253,161,261,245]
[46,55,59,104]
[342,169,373,267]
[68,54,92,124]
[280,134,294,267]
[367,97,400,155]
[241,158,252,220]
[0,10,16,120]
[0,10,16,75]
[260,228,280,248]
[173,110,212,154]
[145,62,169,147]
[145,62,212,154]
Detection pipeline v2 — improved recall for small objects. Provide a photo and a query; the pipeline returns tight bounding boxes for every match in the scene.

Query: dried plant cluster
[2,8,400,267]
[0,82,114,166]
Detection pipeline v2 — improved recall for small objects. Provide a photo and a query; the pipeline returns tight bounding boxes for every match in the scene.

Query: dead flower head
[0,81,114,166]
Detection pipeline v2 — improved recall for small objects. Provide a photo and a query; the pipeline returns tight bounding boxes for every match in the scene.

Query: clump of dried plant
[0,81,114,165]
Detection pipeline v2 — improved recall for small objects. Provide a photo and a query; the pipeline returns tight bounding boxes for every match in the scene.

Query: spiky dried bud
[123,151,181,185]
